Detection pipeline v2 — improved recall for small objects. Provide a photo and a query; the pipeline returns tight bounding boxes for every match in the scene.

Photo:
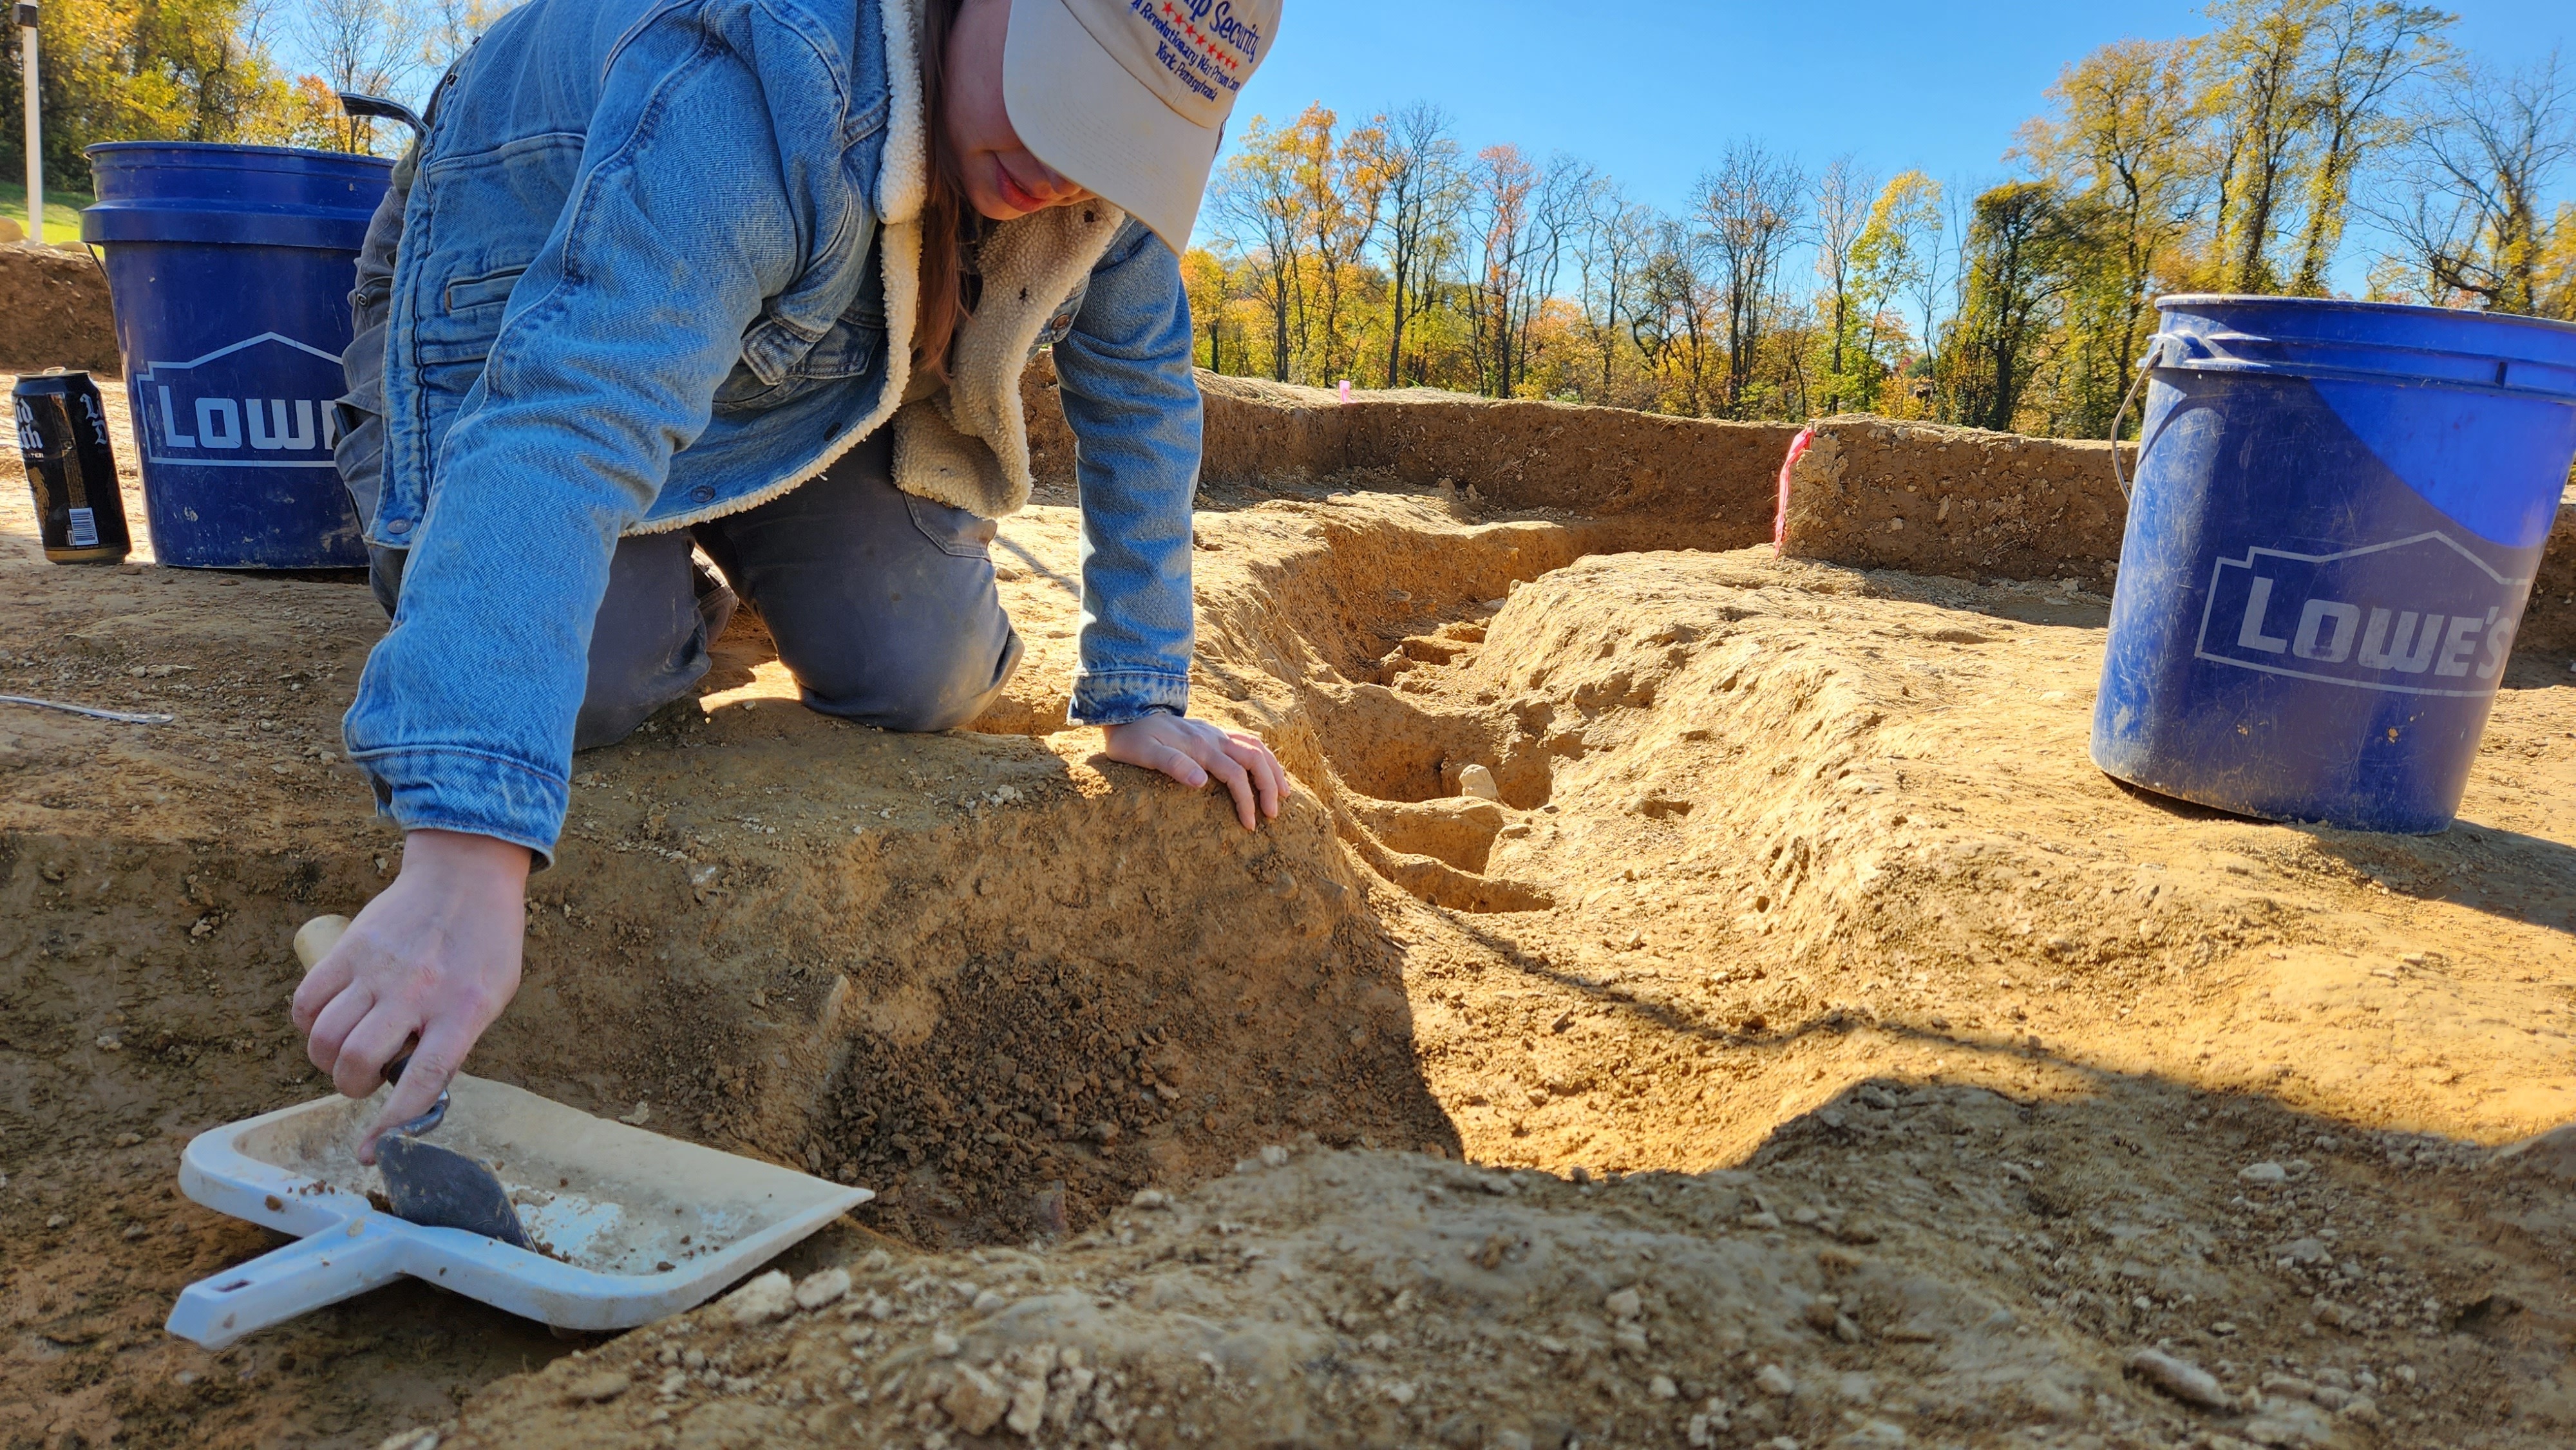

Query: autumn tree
[2289,1,2450,292]
[1287,106,1388,384]
[2374,52,2576,317]
[1947,181,2086,433]
[0,0,314,188]
[1374,102,1465,388]
[1179,247,1233,371]
[1573,177,1656,404]
[1213,113,1308,382]
[1167,4,2525,427]
[1850,171,1945,397]
[1511,157,1591,395]
[1633,218,1719,417]
[1808,154,1877,414]
[299,0,427,149]
[2018,37,2197,433]
[2199,0,2320,291]
[1693,140,1805,418]
[1473,142,1546,397]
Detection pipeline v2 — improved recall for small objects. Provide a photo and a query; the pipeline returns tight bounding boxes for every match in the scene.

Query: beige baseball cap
[1002,0,1282,254]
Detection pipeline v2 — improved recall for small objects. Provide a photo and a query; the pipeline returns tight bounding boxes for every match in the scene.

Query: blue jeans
[368,427,1026,751]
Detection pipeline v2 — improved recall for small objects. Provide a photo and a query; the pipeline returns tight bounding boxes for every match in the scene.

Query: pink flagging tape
[1773,427,1813,556]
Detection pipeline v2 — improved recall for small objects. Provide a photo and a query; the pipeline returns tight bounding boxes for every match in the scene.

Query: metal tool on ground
[165,919,873,1349]
[0,694,172,723]
[292,915,536,1250]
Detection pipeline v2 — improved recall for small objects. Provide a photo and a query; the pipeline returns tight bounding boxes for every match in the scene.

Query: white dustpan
[167,1074,871,1349]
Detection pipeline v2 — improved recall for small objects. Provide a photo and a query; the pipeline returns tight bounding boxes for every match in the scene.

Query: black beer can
[14,370,133,565]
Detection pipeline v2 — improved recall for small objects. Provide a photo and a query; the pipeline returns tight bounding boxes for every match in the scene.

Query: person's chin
[972,198,1035,222]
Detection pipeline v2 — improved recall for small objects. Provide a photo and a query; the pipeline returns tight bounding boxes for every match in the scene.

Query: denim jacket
[341,0,1202,862]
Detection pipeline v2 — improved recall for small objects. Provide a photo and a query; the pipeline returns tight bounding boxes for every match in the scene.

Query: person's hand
[1102,715,1285,829]
[291,829,532,1161]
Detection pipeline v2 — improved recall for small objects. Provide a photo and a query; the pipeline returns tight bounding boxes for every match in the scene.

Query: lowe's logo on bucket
[2195,532,2529,699]
[133,333,345,470]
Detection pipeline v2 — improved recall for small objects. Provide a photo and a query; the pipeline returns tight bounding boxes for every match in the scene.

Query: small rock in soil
[793,1268,851,1310]
[941,1366,1009,1434]
[726,1270,794,1326]
[559,1370,628,1404]
[2126,1348,2229,1409]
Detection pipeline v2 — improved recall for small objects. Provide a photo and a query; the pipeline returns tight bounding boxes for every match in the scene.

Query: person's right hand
[291,829,532,1162]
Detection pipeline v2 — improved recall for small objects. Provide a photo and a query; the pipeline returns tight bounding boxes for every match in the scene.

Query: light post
[14,0,35,245]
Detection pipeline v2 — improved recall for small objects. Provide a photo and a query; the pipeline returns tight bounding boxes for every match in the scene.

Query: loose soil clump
[4,371,2572,1448]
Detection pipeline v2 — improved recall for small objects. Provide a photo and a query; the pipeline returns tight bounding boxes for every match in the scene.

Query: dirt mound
[1311,549,2576,1171]
[5,370,2575,1447]
[425,1088,2576,1450]
[0,243,120,374]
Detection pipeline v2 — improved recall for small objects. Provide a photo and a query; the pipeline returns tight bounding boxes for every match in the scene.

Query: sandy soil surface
[4,372,2573,1450]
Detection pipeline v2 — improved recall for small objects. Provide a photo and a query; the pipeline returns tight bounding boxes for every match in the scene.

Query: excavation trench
[6,373,2575,1448]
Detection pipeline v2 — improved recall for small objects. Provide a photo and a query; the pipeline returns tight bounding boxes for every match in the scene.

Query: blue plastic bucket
[2093,295,2576,833]
[80,143,391,569]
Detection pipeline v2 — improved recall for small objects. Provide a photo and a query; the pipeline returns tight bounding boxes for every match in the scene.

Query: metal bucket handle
[336,92,428,149]
[2108,334,2174,501]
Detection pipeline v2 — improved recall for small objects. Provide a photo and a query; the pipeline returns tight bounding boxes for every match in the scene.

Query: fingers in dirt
[1204,749,1258,829]
[1223,734,1283,820]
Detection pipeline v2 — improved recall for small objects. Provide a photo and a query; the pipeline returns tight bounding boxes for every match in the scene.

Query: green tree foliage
[1850,171,1946,417]
[1958,0,2523,438]
[1945,182,2089,433]
[3,0,305,190]
[3,0,499,198]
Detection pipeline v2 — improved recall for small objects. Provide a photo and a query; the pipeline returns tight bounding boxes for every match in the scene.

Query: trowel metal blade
[377,1135,538,1251]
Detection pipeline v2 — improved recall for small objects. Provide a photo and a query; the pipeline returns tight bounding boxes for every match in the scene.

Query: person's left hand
[1102,715,1285,829]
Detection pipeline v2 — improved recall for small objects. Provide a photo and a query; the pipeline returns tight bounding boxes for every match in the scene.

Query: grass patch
[1,179,92,241]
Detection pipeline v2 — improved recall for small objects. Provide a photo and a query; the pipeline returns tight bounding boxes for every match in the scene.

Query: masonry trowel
[292,916,536,1250]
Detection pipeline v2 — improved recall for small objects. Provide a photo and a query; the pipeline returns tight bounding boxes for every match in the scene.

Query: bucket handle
[337,91,428,149]
[2108,334,2174,502]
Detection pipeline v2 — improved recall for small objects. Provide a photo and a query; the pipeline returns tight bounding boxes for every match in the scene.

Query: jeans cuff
[350,744,567,869]
[1068,669,1191,726]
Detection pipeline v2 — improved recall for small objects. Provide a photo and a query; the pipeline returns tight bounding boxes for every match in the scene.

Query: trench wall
[1024,361,1797,549]
[1777,414,2575,657]
[1777,414,2134,587]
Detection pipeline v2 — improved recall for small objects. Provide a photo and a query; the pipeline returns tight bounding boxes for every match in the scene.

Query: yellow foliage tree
[1,0,312,189]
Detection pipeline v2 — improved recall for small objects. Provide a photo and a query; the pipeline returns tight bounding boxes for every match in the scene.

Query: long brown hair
[914,0,973,382]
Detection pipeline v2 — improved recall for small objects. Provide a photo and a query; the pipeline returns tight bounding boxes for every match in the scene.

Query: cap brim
[1003,0,1218,256]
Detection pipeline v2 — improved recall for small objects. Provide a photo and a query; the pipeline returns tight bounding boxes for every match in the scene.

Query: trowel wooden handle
[294,915,351,968]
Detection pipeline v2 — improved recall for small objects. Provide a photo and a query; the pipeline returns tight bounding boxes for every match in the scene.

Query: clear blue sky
[1200,0,2573,287]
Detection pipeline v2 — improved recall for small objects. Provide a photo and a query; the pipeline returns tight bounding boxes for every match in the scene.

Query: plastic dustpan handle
[167,1216,408,1350]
